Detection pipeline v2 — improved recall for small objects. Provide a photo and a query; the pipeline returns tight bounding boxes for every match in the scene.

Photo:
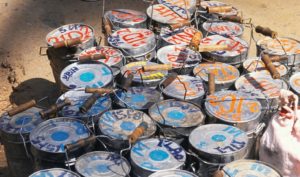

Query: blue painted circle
[211,134,226,142]
[15,116,32,125]
[131,94,146,102]
[167,110,186,120]
[80,72,95,82]
[120,121,136,131]
[149,150,169,161]
[96,164,109,173]
[51,131,70,141]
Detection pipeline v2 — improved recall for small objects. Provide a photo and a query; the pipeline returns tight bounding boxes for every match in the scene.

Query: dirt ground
[0,0,299,176]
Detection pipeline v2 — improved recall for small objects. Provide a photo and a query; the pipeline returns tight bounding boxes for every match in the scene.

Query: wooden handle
[255,26,277,39]
[169,21,191,30]
[8,100,36,117]
[189,31,203,51]
[103,18,112,36]
[161,73,178,88]
[129,122,148,144]
[270,55,288,62]
[196,0,201,8]
[208,72,215,95]
[78,54,106,62]
[53,37,82,48]
[212,170,224,177]
[206,6,232,14]
[142,64,172,72]
[79,93,100,113]
[121,73,134,91]
[65,136,96,152]
[261,54,281,79]
[40,99,71,119]
[198,44,228,52]
[85,88,113,94]
[219,15,243,23]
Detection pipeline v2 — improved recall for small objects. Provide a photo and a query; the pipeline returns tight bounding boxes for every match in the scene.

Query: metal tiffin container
[201,21,244,37]
[29,168,80,177]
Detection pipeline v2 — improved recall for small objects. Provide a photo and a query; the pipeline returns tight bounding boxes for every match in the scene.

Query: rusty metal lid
[257,37,300,56]
[30,117,90,153]
[160,26,201,46]
[121,61,168,84]
[60,61,113,89]
[104,9,147,26]
[161,75,205,100]
[193,62,239,84]
[98,109,156,140]
[0,107,43,135]
[200,35,248,58]
[75,151,131,177]
[149,170,198,177]
[157,45,202,68]
[205,91,262,124]
[222,160,281,177]
[235,72,288,99]
[57,90,111,118]
[202,21,244,37]
[29,168,80,177]
[148,99,205,128]
[157,0,197,14]
[146,3,190,25]
[290,72,300,95]
[46,23,94,46]
[243,57,288,77]
[130,138,186,172]
[200,1,238,16]
[189,124,248,162]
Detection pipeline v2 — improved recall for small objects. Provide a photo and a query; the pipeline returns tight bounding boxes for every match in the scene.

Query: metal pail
[30,117,92,170]
[78,46,125,77]
[157,0,197,14]
[235,72,288,114]
[200,35,248,68]
[189,124,249,176]
[157,45,202,75]
[59,61,113,92]
[221,160,282,177]
[160,75,205,105]
[130,138,186,177]
[193,62,240,91]
[113,86,163,111]
[98,109,156,151]
[57,90,112,124]
[29,168,80,177]
[256,37,300,67]
[108,28,156,62]
[201,21,244,37]
[104,9,147,30]
[46,23,96,89]
[75,151,131,177]
[0,107,43,177]
[120,61,168,88]
[148,99,205,138]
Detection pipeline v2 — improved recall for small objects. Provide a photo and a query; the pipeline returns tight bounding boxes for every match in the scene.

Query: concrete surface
[0,0,299,176]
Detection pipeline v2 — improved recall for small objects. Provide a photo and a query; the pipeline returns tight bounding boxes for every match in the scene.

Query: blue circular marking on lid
[167,110,185,120]
[96,164,109,173]
[149,150,169,161]
[120,121,136,131]
[51,131,70,141]
[211,134,226,142]
[15,116,32,125]
[131,94,146,102]
[80,72,95,82]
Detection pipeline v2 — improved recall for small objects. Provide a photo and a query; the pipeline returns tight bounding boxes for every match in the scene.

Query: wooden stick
[8,100,36,116]
[53,37,82,48]
[261,54,280,79]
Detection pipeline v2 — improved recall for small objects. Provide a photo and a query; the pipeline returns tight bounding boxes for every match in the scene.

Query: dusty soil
[0,0,299,176]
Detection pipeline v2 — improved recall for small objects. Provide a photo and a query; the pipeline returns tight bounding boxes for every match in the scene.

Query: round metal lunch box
[149,169,198,177]
[104,9,147,30]
[156,45,202,75]
[201,21,244,37]
[157,0,197,14]
[193,62,240,91]
[130,138,186,177]
[98,109,157,151]
[290,72,300,95]
[29,168,80,177]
